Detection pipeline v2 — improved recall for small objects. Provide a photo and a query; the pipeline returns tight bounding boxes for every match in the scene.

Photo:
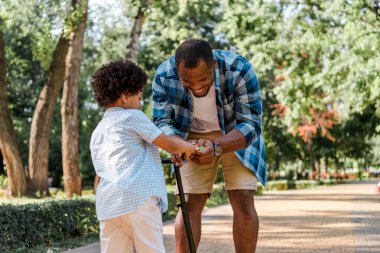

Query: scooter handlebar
[161,158,173,165]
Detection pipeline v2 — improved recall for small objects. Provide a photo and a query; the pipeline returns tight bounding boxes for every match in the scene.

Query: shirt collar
[103,107,126,118]
[213,52,221,91]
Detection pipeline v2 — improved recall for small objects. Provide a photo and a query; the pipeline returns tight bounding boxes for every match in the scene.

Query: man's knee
[228,190,257,217]
[185,193,208,214]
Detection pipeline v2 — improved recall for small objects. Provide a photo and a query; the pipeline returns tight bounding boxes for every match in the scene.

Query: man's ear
[212,59,217,70]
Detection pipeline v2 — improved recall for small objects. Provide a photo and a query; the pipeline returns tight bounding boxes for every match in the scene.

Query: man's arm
[192,60,262,164]
[230,59,263,147]
[152,74,182,136]
[191,129,246,165]
[152,74,188,165]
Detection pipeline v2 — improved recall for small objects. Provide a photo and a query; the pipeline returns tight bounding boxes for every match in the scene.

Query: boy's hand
[184,141,199,162]
[171,153,185,167]
[172,141,198,166]
[191,139,214,165]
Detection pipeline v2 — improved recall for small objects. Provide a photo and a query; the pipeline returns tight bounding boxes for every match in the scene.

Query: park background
[0,0,379,252]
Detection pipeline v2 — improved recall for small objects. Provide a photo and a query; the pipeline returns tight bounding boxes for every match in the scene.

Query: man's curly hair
[91,60,147,107]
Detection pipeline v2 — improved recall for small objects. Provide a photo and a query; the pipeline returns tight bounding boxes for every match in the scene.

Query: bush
[256,184,263,195]
[295,180,319,189]
[0,198,98,252]
[265,180,289,191]
[0,175,7,189]
[265,180,321,191]
[318,179,338,186]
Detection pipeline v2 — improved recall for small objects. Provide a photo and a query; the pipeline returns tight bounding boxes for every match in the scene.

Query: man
[152,39,266,253]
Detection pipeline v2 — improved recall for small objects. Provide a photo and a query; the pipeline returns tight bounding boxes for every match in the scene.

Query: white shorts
[99,197,165,253]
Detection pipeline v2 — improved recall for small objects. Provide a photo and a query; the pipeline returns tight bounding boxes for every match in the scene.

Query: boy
[90,60,196,253]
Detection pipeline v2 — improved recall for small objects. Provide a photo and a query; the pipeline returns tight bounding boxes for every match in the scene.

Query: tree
[61,0,88,197]
[126,1,149,62]
[218,0,379,174]
[28,0,85,196]
[0,25,28,196]
[0,151,4,175]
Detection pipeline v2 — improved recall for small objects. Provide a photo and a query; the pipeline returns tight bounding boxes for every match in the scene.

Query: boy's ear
[121,94,128,104]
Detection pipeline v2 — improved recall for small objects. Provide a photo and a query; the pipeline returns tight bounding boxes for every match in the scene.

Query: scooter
[162,158,196,253]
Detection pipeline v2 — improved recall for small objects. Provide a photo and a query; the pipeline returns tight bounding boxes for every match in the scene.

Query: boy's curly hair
[91,60,147,107]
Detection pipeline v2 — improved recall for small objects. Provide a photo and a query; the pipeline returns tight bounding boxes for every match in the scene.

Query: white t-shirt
[190,83,221,133]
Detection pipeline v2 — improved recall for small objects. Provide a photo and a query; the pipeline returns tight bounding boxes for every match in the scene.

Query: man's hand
[191,139,215,165]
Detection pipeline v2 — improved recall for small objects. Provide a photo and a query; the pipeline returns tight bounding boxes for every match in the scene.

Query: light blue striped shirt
[90,107,168,220]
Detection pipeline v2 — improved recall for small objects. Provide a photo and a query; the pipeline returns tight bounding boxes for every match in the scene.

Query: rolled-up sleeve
[152,75,182,136]
[233,63,263,147]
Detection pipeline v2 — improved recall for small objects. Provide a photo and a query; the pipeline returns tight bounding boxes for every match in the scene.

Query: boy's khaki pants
[99,197,165,253]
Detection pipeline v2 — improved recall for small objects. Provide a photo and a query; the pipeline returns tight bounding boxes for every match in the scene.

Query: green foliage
[1,0,70,69]
[0,198,98,251]
[0,175,7,189]
[318,179,339,186]
[1,0,379,191]
[265,180,320,191]
[138,0,227,99]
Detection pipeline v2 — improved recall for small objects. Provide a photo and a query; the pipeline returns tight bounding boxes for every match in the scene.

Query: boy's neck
[106,98,125,109]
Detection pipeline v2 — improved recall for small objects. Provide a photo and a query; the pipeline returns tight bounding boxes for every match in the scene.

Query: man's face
[177,59,216,98]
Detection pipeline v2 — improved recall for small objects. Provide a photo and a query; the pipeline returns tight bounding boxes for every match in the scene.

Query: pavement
[62,180,380,253]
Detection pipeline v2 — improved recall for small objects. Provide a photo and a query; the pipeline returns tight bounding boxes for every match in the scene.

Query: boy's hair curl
[91,60,147,107]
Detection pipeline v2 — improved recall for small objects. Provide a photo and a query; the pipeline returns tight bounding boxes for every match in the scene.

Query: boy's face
[178,59,216,98]
[122,90,143,110]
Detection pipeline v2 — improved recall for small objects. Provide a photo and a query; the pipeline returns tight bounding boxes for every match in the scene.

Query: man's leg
[228,190,259,253]
[175,131,222,252]
[221,152,259,253]
[175,193,209,253]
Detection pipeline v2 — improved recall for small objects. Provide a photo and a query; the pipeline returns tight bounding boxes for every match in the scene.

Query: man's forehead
[178,61,213,78]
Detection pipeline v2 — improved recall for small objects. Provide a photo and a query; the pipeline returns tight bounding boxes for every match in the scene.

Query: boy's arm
[152,133,195,157]
[127,110,194,161]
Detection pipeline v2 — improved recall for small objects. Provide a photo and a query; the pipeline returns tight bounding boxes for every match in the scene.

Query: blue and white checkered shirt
[152,50,267,185]
[90,108,168,220]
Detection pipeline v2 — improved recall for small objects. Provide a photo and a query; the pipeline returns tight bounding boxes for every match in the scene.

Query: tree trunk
[306,141,315,179]
[0,150,4,175]
[0,29,28,196]
[125,4,147,62]
[28,0,80,196]
[314,158,320,180]
[61,0,88,198]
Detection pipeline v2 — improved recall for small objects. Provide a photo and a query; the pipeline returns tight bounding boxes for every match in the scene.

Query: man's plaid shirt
[152,50,267,185]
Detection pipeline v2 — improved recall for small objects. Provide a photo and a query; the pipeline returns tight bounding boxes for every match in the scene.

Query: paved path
[63,180,380,253]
